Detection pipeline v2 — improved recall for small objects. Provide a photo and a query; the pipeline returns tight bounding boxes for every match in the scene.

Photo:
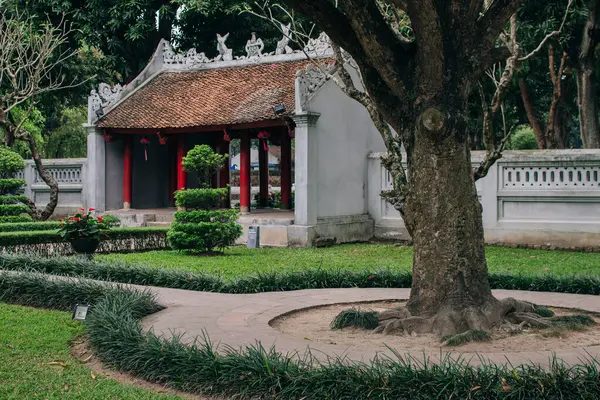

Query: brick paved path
[141,287,600,367]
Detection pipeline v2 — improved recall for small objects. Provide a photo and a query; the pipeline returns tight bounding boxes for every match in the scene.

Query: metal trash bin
[247,226,260,248]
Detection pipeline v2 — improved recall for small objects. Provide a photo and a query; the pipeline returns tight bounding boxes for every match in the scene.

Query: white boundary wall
[368,150,600,248]
[17,159,87,216]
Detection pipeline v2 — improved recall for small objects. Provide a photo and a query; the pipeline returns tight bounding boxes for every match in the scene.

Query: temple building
[85,32,387,247]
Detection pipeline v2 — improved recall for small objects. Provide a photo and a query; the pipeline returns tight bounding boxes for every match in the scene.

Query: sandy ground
[271,301,600,353]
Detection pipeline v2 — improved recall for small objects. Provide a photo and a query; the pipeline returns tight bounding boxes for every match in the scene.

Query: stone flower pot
[70,237,101,256]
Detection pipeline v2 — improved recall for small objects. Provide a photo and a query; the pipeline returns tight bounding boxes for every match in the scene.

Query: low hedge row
[1,271,599,400]
[0,221,61,232]
[0,228,169,255]
[1,254,598,295]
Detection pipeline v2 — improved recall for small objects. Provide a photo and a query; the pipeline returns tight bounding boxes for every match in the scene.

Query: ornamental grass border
[0,271,599,400]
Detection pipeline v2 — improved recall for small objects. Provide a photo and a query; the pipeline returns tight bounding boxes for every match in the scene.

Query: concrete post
[292,111,320,225]
[84,124,106,212]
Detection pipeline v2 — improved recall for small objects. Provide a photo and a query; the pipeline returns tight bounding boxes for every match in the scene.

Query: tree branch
[476,0,526,53]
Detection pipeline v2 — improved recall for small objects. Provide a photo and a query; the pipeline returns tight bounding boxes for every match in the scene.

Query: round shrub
[509,125,539,150]
[0,146,25,178]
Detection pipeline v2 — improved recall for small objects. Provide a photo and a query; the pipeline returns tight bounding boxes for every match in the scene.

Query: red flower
[80,207,85,211]
[89,208,95,212]
[97,216,104,222]
[79,232,83,237]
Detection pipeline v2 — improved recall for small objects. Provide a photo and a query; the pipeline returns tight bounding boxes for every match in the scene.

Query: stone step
[147,221,172,228]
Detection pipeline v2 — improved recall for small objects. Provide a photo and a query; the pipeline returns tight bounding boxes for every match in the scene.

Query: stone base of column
[123,201,131,210]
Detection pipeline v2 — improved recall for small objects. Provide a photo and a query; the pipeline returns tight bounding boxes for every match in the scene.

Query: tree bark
[25,133,58,221]
[576,0,600,148]
[401,105,499,336]
[518,80,546,149]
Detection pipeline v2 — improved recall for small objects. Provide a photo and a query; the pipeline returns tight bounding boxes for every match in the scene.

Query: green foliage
[0,215,32,223]
[0,194,29,204]
[1,254,598,296]
[0,178,26,193]
[44,107,88,158]
[508,125,539,150]
[0,204,30,216]
[2,272,600,400]
[3,106,46,159]
[0,146,25,178]
[58,209,110,241]
[0,221,60,232]
[534,306,555,318]
[0,227,168,247]
[174,188,228,209]
[167,210,242,253]
[101,214,122,228]
[330,308,379,330]
[442,330,491,347]
[182,144,228,187]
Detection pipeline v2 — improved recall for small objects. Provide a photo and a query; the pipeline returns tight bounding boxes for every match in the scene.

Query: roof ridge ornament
[303,32,332,57]
[216,33,233,61]
[89,83,123,119]
[276,23,293,55]
[245,32,265,59]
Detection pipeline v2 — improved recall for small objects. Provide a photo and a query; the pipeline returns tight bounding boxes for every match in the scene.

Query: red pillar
[177,136,187,191]
[169,140,177,203]
[280,131,292,209]
[123,136,133,209]
[239,133,251,213]
[259,141,269,208]
[218,138,230,208]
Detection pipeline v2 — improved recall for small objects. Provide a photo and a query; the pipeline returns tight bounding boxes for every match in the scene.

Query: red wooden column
[168,140,177,203]
[218,138,230,208]
[123,136,133,209]
[176,136,187,191]
[258,140,269,207]
[280,131,292,209]
[239,133,251,213]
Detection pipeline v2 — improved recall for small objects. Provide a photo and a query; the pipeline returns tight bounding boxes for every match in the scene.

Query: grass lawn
[0,303,184,400]
[99,244,600,279]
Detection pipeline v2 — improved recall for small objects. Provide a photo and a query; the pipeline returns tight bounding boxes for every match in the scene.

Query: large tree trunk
[400,106,500,337]
[576,0,600,148]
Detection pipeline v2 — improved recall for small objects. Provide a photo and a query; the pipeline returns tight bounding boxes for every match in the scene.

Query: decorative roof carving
[304,32,333,57]
[245,32,265,58]
[164,45,211,66]
[296,62,336,107]
[276,23,293,55]
[216,33,233,61]
[90,83,123,115]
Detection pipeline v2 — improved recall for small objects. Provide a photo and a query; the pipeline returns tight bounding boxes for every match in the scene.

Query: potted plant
[58,208,108,256]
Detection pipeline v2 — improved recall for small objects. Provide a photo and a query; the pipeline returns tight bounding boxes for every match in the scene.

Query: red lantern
[258,131,271,151]
[141,136,149,161]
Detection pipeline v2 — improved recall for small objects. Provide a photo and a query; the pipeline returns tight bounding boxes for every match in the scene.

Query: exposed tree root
[363,297,596,346]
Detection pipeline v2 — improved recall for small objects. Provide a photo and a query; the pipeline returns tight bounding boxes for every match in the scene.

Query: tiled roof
[98,60,312,129]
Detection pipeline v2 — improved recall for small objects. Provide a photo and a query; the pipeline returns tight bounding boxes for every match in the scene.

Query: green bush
[508,125,539,150]
[182,144,228,187]
[0,221,61,232]
[167,211,242,253]
[174,188,228,209]
[170,145,240,253]
[0,146,25,178]
[0,204,30,216]
[0,227,168,247]
[0,254,598,296]
[0,194,29,204]
[0,215,32,223]
[0,178,26,194]
[1,271,598,400]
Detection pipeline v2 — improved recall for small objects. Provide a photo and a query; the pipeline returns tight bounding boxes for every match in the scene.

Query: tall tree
[573,0,600,148]
[263,0,562,338]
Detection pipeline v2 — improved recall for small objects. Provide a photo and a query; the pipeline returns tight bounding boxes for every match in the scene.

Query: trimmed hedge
[0,221,61,232]
[1,271,599,400]
[0,204,30,216]
[0,178,26,192]
[0,215,32,223]
[0,227,169,255]
[174,188,228,209]
[0,254,598,295]
[0,195,29,205]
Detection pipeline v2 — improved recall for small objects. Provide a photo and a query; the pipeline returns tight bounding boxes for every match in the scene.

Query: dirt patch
[71,337,219,399]
[270,301,600,353]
